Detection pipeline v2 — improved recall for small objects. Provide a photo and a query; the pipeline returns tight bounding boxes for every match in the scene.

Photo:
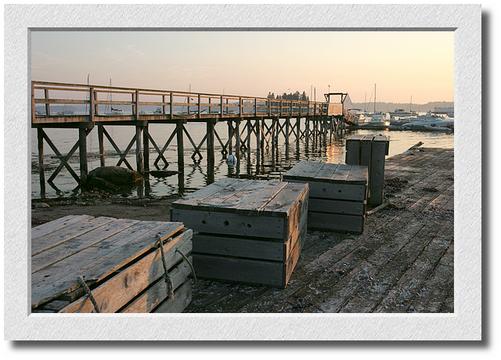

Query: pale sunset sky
[31,31,454,104]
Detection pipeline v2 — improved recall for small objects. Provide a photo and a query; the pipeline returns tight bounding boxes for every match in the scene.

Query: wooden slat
[153,280,193,313]
[32,216,115,255]
[309,198,365,215]
[171,208,285,240]
[193,254,284,287]
[287,179,366,201]
[31,215,93,240]
[59,229,192,313]
[308,212,364,233]
[32,218,140,273]
[123,261,192,313]
[193,234,284,262]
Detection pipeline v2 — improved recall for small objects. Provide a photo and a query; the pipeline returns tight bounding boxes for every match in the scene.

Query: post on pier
[235,119,241,176]
[285,117,290,160]
[296,117,301,160]
[246,118,252,174]
[271,118,276,170]
[78,125,89,186]
[37,127,46,198]
[207,119,215,184]
[228,120,233,155]
[176,119,185,194]
[142,122,150,195]
[255,118,261,174]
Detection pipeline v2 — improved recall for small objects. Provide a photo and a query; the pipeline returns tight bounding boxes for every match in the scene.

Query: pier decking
[186,147,454,313]
[31,81,348,197]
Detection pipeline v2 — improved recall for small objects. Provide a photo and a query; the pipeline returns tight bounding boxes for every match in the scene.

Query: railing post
[198,94,201,118]
[220,96,224,118]
[89,87,95,121]
[134,90,139,121]
[239,97,243,117]
[44,88,50,117]
[254,98,257,117]
[169,92,174,120]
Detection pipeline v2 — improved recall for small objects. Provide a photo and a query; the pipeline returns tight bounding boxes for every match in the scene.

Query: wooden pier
[32,81,349,197]
[185,147,454,313]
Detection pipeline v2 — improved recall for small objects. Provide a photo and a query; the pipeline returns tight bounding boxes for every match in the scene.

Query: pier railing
[31,81,329,125]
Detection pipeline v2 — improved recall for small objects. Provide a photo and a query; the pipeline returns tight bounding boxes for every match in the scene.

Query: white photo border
[4,4,481,341]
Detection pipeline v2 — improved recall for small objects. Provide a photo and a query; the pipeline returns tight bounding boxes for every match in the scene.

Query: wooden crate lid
[283,161,368,184]
[31,215,186,309]
[172,178,308,215]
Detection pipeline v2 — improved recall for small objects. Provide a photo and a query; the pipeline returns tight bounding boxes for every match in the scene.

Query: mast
[373,83,376,113]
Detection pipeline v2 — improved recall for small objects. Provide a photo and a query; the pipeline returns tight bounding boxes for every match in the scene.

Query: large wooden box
[345,134,390,206]
[170,178,309,288]
[283,161,368,233]
[31,215,194,313]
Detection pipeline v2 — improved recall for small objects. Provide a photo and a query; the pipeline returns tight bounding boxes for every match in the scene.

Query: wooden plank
[32,218,140,273]
[345,135,364,165]
[287,179,366,201]
[309,198,365,215]
[369,137,388,206]
[193,234,285,262]
[31,215,93,240]
[32,216,115,256]
[153,280,192,313]
[170,208,285,240]
[308,212,364,233]
[60,230,192,313]
[193,254,284,287]
[360,135,374,167]
[32,221,184,308]
[122,261,192,313]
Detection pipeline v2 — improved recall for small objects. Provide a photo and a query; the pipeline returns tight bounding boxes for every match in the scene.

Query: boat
[401,112,454,131]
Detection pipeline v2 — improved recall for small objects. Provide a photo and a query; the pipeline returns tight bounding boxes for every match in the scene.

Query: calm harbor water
[30,124,453,199]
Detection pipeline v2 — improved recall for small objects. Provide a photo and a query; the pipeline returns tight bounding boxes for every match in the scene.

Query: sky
[31,31,454,104]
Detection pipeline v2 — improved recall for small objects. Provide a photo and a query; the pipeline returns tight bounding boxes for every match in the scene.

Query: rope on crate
[176,248,197,284]
[157,236,175,299]
[77,276,100,313]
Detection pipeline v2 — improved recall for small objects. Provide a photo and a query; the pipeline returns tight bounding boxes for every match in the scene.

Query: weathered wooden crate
[283,161,368,233]
[346,134,390,206]
[31,215,194,313]
[170,178,309,288]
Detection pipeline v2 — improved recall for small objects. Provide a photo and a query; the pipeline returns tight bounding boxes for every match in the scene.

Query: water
[30,124,453,199]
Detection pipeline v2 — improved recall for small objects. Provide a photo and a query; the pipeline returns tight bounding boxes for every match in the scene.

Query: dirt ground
[31,193,179,227]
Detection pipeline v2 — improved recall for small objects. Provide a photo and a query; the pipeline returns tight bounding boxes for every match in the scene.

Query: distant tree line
[267,91,309,101]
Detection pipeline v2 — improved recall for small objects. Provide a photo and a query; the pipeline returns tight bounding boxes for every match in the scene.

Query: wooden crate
[283,161,368,233]
[170,178,309,288]
[31,215,194,313]
[346,134,390,206]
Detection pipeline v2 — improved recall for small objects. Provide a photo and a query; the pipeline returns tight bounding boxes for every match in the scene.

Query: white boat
[401,112,454,130]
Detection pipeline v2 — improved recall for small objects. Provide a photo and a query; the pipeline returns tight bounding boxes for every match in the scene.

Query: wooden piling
[296,116,301,160]
[271,118,276,169]
[255,118,261,174]
[235,119,241,175]
[246,119,252,174]
[97,125,105,167]
[285,117,290,160]
[78,126,88,185]
[176,120,185,194]
[228,120,233,155]
[207,119,215,184]
[37,127,46,198]
[135,125,144,175]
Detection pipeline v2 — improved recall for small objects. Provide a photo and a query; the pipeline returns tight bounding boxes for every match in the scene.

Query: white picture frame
[4,4,481,341]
